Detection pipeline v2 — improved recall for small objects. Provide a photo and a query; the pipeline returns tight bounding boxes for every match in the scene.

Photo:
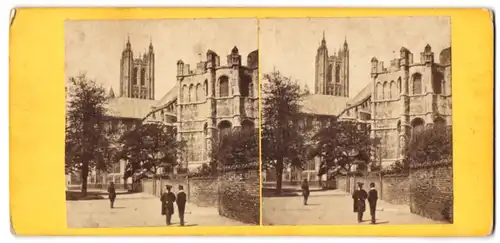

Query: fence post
[187,177,190,202]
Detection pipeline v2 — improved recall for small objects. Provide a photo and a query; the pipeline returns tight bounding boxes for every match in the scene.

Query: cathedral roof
[154,84,178,108]
[300,94,349,116]
[105,97,157,119]
[346,82,372,108]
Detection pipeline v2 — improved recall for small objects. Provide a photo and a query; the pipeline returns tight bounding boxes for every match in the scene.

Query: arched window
[434,117,446,127]
[411,117,425,139]
[241,120,255,133]
[376,82,382,100]
[397,77,402,94]
[140,68,146,85]
[335,64,341,83]
[218,120,232,140]
[433,72,443,95]
[188,84,194,102]
[182,85,188,103]
[132,67,138,85]
[219,76,229,97]
[240,75,252,97]
[196,83,203,101]
[390,81,396,99]
[204,79,209,97]
[412,73,423,95]
[383,82,389,100]
[203,123,208,160]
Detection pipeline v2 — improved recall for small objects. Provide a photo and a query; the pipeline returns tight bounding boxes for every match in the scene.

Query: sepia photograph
[64,18,260,228]
[260,17,453,225]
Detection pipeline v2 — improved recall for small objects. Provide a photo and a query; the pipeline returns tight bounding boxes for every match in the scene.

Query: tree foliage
[213,128,259,167]
[120,123,183,180]
[65,74,112,195]
[311,119,375,176]
[406,124,452,164]
[261,70,307,192]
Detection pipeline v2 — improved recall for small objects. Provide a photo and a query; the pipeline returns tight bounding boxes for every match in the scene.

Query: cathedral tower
[314,33,350,97]
[119,36,155,100]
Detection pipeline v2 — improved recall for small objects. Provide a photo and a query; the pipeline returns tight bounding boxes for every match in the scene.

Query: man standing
[301,179,310,205]
[160,185,176,225]
[107,182,116,209]
[176,185,187,226]
[352,182,368,223]
[368,182,378,224]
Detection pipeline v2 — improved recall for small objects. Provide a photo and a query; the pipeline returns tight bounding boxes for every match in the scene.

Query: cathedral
[267,33,452,185]
[144,47,259,170]
[315,32,349,97]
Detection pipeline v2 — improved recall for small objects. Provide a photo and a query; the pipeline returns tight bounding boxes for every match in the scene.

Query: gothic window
[196,83,204,101]
[412,73,423,95]
[240,75,251,97]
[335,64,341,83]
[375,82,382,100]
[140,68,146,86]
[397,77,402,94]
[182,85,188,102]
[219,76,229,97]
[434,117,446,127]
[390,81,396,99]
[382,81,388,100]
[218,120,232,141]
[433,72,443,95]
[411,117,425,139]
[204,79,209,97]
[241,120,255,133]
[188,84,194,102]
[132,67,138,85]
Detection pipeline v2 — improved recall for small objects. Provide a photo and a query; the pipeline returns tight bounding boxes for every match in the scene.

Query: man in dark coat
[301,179,310,205]
[107,182,116,209]
[176,185,187,226]
[368,182,379,224]
[160,185,176,225]
[352,182,368,223]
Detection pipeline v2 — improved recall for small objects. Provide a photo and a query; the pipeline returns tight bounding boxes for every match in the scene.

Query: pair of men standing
[352,182,378,224]
[160,185,187,226]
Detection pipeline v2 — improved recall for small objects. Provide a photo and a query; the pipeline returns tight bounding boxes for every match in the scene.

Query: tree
[65,74,112,195]
[120,123,182,182]
[311,119,373,176]
[406,124,452,164]
[213,128,259,167]
[261,70,306,193]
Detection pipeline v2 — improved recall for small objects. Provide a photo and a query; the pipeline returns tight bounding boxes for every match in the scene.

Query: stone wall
[409,161,453,222]
[218,169,260,225]
[336,174,409,205]
[188,177,218,207]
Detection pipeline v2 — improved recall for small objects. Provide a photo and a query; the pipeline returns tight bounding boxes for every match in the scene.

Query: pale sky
[65,19,258,99]
[260,17,451,97]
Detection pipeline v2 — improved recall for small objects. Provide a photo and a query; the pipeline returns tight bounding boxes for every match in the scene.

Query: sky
[65,19,258,99]
[260,17,451,97]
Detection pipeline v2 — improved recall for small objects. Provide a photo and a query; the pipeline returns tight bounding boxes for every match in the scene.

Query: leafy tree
[65,74,113,195]
[261,70,306,193]
[213,128,259,167]
[120,123,182,181]
[406,124,452,164]
[311,119,374,176]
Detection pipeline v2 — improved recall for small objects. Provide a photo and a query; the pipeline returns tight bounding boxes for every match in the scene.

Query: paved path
[67,191,249,228]
[262,188,443,225]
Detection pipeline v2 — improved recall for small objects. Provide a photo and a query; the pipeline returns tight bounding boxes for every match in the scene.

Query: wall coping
[409,158,452,169]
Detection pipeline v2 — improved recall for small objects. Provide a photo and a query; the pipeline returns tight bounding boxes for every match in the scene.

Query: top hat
[357,182,364,186]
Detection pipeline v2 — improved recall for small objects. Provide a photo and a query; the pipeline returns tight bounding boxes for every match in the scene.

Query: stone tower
[119,36,155,100]
[314,32,350,97]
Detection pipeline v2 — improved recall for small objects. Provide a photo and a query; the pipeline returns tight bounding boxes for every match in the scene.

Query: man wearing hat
[160,185,176,225]
[352,182,368,223]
